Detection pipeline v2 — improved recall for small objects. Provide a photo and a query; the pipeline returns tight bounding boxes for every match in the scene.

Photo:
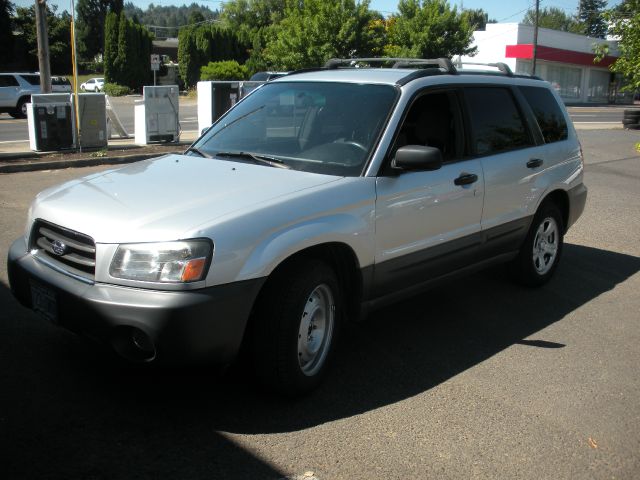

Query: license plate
[30,280,58,324]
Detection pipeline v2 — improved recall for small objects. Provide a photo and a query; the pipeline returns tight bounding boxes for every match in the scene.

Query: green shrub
[200,60,249,81]
[104,83,132,96]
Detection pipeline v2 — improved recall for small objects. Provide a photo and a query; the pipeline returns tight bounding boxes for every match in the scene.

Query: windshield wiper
[184,146,212,158]
[215,151,290,169]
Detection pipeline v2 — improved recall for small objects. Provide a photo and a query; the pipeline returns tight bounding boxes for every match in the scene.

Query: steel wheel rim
[532,216,559,275]
[297,283,335,376]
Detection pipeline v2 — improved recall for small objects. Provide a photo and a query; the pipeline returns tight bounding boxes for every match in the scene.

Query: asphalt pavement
[0,129,638,479]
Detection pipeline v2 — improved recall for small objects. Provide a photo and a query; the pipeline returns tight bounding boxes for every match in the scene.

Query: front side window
[519,86,568,143]
[392,90,463,162]
[465,87,532,156]
[193,82,398,176]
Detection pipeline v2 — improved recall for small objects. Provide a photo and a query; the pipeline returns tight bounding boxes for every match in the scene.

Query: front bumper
[7,237,265,364]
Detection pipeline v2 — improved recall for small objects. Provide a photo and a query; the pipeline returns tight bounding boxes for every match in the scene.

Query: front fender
[236,212,374,281]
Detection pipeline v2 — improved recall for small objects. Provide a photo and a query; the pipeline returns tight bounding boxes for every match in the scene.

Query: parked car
[0,72,41,118]
[80,77,105,92]
[51,76,72,93]
[8,58,587,395]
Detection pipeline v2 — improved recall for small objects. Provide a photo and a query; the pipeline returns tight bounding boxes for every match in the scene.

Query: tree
[178,24,248,87]
[200,60,249,80]
[76,0,124,61]
[220,0,285,71]
[12,4,71,73]
[262,0,385,70]
[104,11,119,82]
[188,10,205,24]
[0,0,14,66]
[385,0,476,59]
[462,8,495,31]
[597,0,640,89]
[523,7,582,32]
[577,0,608,37]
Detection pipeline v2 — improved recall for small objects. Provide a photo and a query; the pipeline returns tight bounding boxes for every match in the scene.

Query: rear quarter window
[519,86,568,143]
[19,74,41,86]
[0,75,19,87]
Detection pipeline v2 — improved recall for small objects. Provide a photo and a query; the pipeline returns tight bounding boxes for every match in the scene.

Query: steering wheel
[335,140,367,153]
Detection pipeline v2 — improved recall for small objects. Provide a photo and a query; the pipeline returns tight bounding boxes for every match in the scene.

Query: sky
[12,0,620,26]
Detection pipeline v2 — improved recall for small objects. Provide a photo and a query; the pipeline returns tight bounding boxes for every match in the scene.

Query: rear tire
[511,202,564,287]
[251,259,341,396]
[10,97,28,119]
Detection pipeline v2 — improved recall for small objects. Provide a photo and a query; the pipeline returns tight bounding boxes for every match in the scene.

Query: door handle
[454,173,478,186]
[527,158,544,168]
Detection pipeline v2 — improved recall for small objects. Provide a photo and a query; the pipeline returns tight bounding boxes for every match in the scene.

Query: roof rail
[324,57,456,74]
[391,58,457,74]
[452,61,514,76]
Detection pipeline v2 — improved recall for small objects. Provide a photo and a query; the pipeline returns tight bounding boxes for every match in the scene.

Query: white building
[460,23,633,104]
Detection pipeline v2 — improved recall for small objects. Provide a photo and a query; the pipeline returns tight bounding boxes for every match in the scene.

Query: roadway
[0,129,638,479]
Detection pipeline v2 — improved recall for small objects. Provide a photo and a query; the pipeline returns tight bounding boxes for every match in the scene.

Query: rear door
[462,86,541,254]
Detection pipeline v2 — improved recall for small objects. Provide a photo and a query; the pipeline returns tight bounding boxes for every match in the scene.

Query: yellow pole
[70,0,81,152]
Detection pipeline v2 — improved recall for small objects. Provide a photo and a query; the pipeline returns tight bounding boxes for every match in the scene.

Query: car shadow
[1,243,638,478]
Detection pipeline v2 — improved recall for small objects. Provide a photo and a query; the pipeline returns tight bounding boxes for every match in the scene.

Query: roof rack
[452,60,513,76]
[324,57,457,74]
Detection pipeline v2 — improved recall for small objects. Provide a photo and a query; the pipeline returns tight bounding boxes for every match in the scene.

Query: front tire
[511,202,564,287]
[251,259,341,395]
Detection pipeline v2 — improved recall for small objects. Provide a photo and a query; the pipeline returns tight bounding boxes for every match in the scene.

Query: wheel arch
[538,189,570,233]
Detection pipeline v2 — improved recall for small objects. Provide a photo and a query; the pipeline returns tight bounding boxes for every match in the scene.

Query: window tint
[20,74,41,85]
[519,86,568,143]
[0,75,19,87]
[465,87,531,155]
[393,91,462,161]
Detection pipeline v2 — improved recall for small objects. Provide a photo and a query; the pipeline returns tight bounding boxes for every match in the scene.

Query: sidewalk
[0,131,198,174]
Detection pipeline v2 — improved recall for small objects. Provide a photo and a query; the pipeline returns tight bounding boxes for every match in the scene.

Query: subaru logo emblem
[51,240,67,256]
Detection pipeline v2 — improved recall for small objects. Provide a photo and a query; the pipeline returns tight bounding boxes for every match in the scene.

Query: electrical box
[197,81,264,134]
[135,85,179,145]
[27,94,75,152]
[76,93,107,149]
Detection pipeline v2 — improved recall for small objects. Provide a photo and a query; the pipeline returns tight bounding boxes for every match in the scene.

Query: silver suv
[0,73,42,118]
[8,59,587,395]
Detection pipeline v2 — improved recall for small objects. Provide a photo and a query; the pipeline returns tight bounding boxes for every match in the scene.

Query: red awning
[505,44,616,68]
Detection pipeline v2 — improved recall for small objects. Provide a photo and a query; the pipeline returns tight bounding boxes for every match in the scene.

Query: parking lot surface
[0,129,638,479]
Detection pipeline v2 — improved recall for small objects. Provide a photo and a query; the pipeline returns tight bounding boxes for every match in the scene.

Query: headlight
[109,240,212,283]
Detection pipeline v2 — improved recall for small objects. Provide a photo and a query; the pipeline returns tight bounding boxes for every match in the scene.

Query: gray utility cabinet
[76,93,107,148]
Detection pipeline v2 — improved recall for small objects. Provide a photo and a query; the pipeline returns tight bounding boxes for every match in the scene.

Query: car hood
[30,154,342,243]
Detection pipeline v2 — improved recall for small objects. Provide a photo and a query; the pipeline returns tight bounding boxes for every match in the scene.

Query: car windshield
[193,81,398,176]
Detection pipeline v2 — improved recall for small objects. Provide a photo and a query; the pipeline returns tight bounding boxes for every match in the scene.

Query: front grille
[30,220,96,279]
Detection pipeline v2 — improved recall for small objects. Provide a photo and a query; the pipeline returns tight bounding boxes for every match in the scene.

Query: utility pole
[532,0,540,76]
[35,0,52,93]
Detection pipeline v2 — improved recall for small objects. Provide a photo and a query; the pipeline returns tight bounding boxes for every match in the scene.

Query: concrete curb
[0,152,167,174]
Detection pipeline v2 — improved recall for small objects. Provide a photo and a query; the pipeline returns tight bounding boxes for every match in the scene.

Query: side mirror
[392,145,443,172]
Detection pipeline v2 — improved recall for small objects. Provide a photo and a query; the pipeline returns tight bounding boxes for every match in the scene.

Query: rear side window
[20,74,41,85]
[0,75,19,87]
[519,86,568,143]
[465,87,532,155]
